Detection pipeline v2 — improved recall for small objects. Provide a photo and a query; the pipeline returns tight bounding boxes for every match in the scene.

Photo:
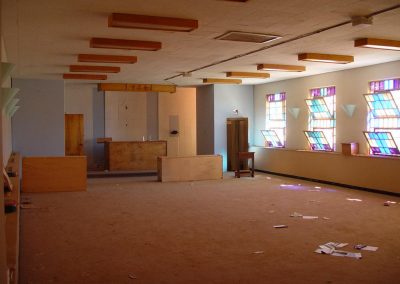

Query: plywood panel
[22,156,87,192]
[158,155,223,182]
[107,141,167,171]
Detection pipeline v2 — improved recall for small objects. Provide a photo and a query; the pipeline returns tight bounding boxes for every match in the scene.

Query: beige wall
[158,88,196,157]
[105,91,147,141]
[251,147,400,194]
[254,60,400,154]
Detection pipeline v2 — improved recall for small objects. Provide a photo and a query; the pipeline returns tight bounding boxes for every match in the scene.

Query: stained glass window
[363,131,400,156]
[261,130,284,148]
[366,79,400,156]
[265,92,286,147]
[307,86,336,150]
[304,131,333,151]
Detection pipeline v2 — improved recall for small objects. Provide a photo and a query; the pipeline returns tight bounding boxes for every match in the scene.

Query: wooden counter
[105,140,167,171]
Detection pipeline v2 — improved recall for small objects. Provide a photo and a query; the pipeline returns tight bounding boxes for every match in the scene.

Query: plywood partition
[106,141,167,171]
[158,155,223,182]
[22,156,87,192]
[252,147,400,194]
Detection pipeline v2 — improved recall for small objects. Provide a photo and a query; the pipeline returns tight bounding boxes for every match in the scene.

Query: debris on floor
[383,201,396,206]
[252,251,264,254]
[268,210,275,214]
[354,244,379,251]
[128,274,137,279]
[315,242,361,259]
[322,217,330,220]
[273,225,288,228]
[302,216,319,220]
[346,198,362,202]
[290,212,303,217]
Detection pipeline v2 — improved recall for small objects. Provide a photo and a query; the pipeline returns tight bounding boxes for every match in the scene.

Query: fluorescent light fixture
[78,54,137,64]
[298,53,354,64]
[257,64,305,72]
[354,38,400,51]
[109,13,198,32]
[70,65,120,73]
[203,78,242,84]
[90,38,161,51]
[226,71,270,79]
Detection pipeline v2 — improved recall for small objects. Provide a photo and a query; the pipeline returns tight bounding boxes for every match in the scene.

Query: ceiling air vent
[215,31,281,44]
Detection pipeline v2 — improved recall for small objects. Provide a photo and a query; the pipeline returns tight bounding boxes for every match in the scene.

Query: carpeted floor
[19,173,400,284]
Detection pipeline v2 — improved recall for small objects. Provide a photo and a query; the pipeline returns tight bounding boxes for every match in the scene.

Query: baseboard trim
[255,169,400,197]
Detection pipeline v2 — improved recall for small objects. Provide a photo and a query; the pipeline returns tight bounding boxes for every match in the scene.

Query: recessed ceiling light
[226,71,270,79]
[298,53,354,64]
[215,31,281,44]
[354,38,400,51]
[90,38,161,51]
[63,74,107,80]
[69,65,120,73]
[203,78,242,84]
[78,54,138,64]
[108,13,198,32]
[257,64,305,72]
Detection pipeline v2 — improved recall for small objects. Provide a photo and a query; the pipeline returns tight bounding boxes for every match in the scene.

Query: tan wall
[254,61,400,154]
[158,88,196,157]
[105,91,147,141]
[251,146,400,194]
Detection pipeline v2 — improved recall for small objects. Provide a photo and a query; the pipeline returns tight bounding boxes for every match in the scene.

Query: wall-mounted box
[342,142,359,156]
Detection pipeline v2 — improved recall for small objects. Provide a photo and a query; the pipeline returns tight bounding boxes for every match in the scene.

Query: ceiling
[2,0,400,86]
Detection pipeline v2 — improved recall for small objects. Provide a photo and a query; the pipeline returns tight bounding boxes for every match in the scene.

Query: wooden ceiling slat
[63,74,107,80]
[90,38,161,51]
[70,65,120,73]
[109,13,198,32]
[78,54,137,64]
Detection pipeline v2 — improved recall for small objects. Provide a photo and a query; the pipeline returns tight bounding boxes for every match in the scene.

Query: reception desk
[105,140,167,171]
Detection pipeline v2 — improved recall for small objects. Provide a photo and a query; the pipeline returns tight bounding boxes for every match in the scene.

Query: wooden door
[65,114,84,156]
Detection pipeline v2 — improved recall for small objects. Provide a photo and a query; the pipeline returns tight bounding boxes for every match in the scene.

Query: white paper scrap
[355,244,378,251]
[273,225,288,228]
[303,216,319,220]
[322,217,330,220]
[252,251,264,254]
[331,250,362,259]
[346,198,362,202]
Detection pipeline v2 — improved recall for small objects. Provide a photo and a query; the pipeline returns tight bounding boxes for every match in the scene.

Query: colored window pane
[306,98,333,119]
[261,130,284,148]
[304,131,333,151]
[363,131,400,156]
[369,78,400,92]
[364,92,400,118]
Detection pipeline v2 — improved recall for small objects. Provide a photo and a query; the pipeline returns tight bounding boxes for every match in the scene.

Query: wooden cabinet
[227,117,248,171]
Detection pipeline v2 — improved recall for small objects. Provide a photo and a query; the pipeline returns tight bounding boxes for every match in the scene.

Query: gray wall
[214,85,254,171]
[12,78,65,157]
[196,85,214,155]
